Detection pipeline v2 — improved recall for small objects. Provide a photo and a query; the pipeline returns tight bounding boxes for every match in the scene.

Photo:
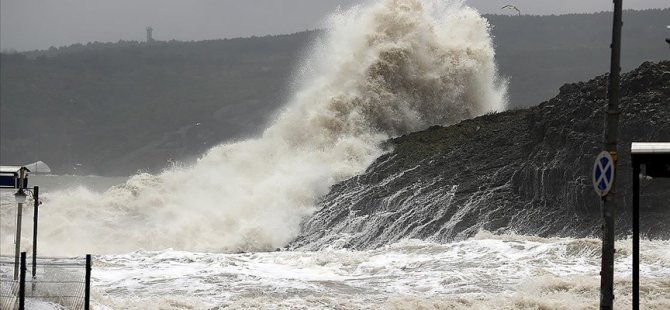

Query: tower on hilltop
[146,26,154,43]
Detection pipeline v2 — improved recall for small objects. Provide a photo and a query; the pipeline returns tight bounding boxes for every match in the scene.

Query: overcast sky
[2,0,668,51]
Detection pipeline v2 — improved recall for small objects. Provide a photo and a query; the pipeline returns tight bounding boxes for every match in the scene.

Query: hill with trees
[1,9,668,176]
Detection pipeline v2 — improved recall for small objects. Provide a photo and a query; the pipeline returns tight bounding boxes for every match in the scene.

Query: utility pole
[600,0,622,309]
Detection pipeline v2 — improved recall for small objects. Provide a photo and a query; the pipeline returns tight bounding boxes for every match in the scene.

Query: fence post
[19,252,26,310]
[32,186,39,279]
[85,254,91,310]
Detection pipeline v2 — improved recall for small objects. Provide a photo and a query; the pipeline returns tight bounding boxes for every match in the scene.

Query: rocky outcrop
[291,61,670,250]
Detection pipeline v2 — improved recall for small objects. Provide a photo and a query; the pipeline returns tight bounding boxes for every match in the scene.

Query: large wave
[1,0,506,255]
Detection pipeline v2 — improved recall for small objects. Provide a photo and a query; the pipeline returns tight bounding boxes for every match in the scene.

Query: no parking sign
[593,151,615,197]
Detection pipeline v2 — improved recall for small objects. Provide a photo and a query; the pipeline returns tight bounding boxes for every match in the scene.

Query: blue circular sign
[593,151,615,197]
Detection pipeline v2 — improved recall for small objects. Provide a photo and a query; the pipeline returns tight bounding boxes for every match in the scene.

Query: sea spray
[0,0,506,255]
[90,236,670,309]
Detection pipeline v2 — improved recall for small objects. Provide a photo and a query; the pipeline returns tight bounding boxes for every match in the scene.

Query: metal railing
[0,253,91,310]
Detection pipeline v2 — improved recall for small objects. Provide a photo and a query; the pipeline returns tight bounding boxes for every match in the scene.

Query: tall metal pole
[600,0,623,309]
[19,252,26,310]
[32,186,39,279]
[85,254,92,310]
[632,162,640,310]
[14,169,26,281]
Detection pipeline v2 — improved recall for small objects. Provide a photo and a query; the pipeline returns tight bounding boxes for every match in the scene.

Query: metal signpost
[594,150,617,309]
[598,0,623,309]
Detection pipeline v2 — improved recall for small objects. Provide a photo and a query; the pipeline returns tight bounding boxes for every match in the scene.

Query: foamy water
[1,0,505,256]
[3,1,666,309]
[89,235,670,309]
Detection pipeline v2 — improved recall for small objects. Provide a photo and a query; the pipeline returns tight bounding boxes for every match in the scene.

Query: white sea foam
[1,0,506,256]
[88,235,670,309]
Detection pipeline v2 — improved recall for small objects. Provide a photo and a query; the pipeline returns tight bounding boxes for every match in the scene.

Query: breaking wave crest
[1,0,506,255]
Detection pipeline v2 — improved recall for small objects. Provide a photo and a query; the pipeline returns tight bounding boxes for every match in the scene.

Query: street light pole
[14,169,27,281]
[600,0,622,309]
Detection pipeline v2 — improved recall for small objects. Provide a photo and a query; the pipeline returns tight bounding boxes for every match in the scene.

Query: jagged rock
[291,61,670,250]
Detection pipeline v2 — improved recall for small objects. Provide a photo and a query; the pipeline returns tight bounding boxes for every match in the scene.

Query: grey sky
[2,0,668,51]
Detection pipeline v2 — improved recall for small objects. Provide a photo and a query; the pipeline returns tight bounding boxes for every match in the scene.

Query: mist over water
[1,0,506,256]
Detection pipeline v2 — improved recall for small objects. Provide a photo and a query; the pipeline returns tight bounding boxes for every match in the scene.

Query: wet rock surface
[291,61,670,250]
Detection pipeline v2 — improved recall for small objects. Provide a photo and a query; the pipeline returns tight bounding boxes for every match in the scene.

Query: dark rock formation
[291,61,670,250]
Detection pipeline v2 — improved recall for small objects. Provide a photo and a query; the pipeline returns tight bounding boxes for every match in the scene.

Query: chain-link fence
[0,256,20,310]
[0,253,91,310]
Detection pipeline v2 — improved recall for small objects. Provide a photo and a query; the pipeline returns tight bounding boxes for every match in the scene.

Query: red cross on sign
[593,151,615,197]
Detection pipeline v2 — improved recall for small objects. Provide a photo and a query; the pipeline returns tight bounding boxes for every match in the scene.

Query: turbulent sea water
[88,236,670,309]
[3,179,670,309]
[1,0,669,309]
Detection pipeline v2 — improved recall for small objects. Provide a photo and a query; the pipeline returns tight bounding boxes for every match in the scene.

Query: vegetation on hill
[1,32,318,175]
[488,9,669,106]
[1,9,668,175]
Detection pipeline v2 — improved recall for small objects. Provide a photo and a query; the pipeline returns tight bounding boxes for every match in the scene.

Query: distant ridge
[1,9,668,176]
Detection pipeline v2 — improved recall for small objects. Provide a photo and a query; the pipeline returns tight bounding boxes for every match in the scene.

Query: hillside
[1,32,317,175]
[1,9,668,175]
[488,10,669,106]
[290,61,670,250]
